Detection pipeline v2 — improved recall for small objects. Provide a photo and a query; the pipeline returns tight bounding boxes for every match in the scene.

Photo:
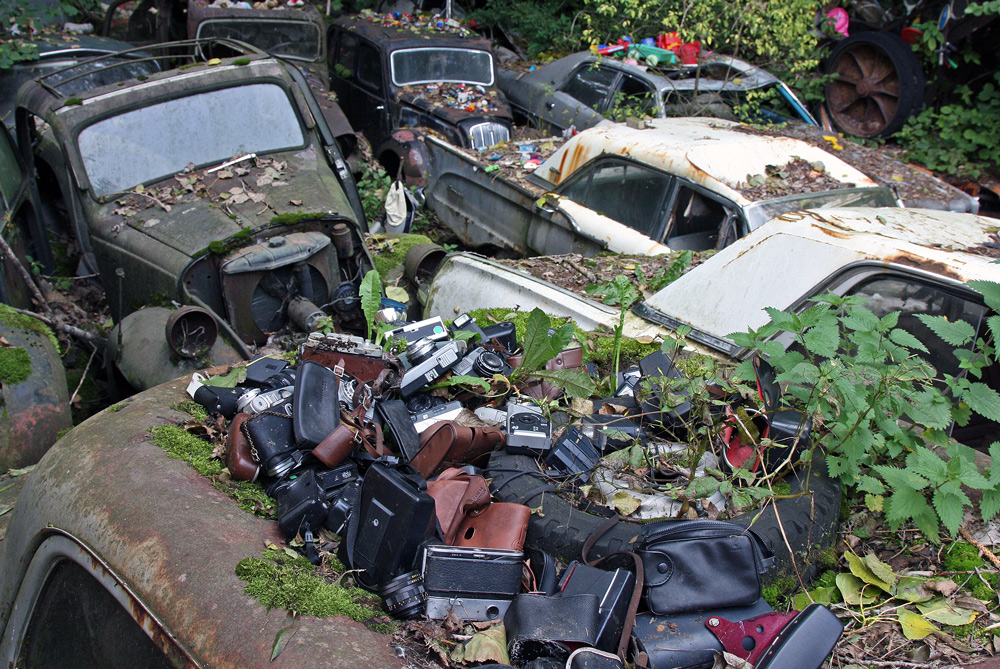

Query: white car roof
[646,207,1000,338]
[534,118,876,206]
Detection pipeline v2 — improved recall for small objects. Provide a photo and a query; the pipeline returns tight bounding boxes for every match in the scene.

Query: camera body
[422,545,523,621]
[411,400,464,433]
[558,561,635,653]
[544,427,600,483]
[451,346,513,379]
[506,402,553,455]
[236,386,294,415]
[400,338,467,398]
[241,408,302,478]
[388,316,449,344]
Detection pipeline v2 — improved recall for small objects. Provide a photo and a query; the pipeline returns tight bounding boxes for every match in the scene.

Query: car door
[329,28,390,148]
[530,62,615,133]
[601,71,658,120]
[661,180,743,251]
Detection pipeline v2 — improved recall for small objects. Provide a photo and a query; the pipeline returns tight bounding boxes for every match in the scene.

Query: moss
[172,400,208,423]
[64,97,82,106]
[207,240,227,255]
[368,233,433,278]
[270,211,328,226]
[762,574,797,608]
[233,58,251,66]
[586,333,659,367]
[464,308,578,345]
[0,304,59,350]
[943,541,987,572]
[107,401,129,413]
[0,346,31,385]
[970,572,998,601]
[56,426,73,441]
[772,481,792,497]
[225,480,275,518]
[236,553,394,633]
[149,425,222,477]
[813,545,838,569]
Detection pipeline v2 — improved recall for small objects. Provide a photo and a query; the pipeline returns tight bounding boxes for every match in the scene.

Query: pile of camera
[185,313,838,669]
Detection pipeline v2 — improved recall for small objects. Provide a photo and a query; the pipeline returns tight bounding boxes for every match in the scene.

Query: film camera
[506,402,552,455]
[451,346,513,379]
[399,337,467,398]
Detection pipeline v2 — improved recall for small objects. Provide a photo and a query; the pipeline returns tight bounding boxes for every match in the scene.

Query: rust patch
[886,253,961,279]
[557,142,592,184]
[815,226,852,240]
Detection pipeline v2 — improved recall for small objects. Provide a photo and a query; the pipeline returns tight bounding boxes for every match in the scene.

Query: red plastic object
[676,42,700,65]
[901,26,923,44]
[706,610,799,666]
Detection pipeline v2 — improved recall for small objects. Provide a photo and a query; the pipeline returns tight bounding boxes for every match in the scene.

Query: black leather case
[292,360,340,448]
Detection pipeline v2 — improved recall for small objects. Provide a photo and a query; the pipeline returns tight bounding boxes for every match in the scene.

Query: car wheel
[824,31,925,138]
[488,449,842,583]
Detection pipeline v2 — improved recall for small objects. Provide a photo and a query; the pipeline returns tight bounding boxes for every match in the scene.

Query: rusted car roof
[531,117,876,207]
[333,13,494,53]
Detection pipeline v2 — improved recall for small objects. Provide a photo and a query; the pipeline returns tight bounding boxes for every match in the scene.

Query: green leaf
[916,598,979,626]
[874,465,930,492]
[888,327,929,352]
[845,552,893,592]
[883,485,934,527]
[932,488,970,536]
[894,575,935,603]
[433,374,491,392]
[836,573,879,606]
[518,309,571,373]
[271,621,298,661]
[531,369,597,399]
[764,307,799,331]
[897,607,939,640]
[857,475,886,495]
[962,382,1000,421]
[914,314,976,346]
[359,269,382,339]
[864,553,898,591]
[451,624,509,664]
[982,489,1000,522]
[792,586,837,610]
[967,280,1000,312]
[204,366,247,387]
[907,447,948,482]
[802,323,839,358]
[908,389,954,430]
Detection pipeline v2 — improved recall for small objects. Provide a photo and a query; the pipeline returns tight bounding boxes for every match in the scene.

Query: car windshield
[390,48,493,86]
[0,55,158,128]
[196,19,321,61]
[78,83,304,196]
[744,187,899,230]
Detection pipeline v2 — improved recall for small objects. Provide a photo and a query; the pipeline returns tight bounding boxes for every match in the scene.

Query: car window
[562,64,619,110]
[608,73,656,116]
[847,276,988,378]
[334,31,358,77]
[665,184,735,250]
[357,42,384,91]
[559,159,672,238]
[17,560,173,668]
[390,48,493,86]
[78,83,305,196]
[196,19,322,62]
[0,127,24,209]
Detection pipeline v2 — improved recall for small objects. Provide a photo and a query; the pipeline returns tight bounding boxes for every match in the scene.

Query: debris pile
[738,158,850,201]
[358,9,473,37]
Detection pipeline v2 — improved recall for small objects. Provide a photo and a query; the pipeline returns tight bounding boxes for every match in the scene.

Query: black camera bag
[340,462,437,591]
[637,519,775,615]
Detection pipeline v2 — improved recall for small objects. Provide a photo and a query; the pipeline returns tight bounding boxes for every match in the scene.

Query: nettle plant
[731,280,1000,543]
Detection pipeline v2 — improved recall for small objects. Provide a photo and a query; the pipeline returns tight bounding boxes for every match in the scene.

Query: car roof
[532,117,876,205]
[644,207,1000,340]
[25,33,147,58]
[332,12,493,51]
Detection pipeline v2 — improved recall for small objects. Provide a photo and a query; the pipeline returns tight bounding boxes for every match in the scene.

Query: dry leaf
[289,199,303,206]
[925,579,959,597]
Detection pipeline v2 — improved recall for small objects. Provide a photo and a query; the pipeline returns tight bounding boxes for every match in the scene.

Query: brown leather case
[453,502,530,551]
[507,346,585,400]
[410,420,505,479]
[427,468,492,544]
[427,468,531,550]
[311,423,356,468]
[226,413,259,482]
[299,348,402,386]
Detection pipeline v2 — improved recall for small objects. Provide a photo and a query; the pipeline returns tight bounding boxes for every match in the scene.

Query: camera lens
[380,570,426,620]
[407,337,437,365]
[512,412,542,428]
[406,393,444,414]
[473,351,505,377]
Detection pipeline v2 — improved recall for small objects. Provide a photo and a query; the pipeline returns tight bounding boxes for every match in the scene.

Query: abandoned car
[328,12,513,176]
[499,51,819,135]
[411,117,902,256]
[14,39,373,391]
[422,205,1000,560]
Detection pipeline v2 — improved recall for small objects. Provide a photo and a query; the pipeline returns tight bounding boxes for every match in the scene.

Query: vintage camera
[544,427,600,483]
[581,414,642,452]
[387,316,448,344]
[399,338,467,398]
[244,356,292,387]
[380,570,427,620]
[613,366,642,397]
[240,408,303,479]
[300,331,399,385]
[411,400,464,434]
[506,402,553,455]
[473,405,507,425]
[324,479,360,536]
[235,386,294,416]
[422,545,523,621]
[271,469,330,541]
[186,373,245,419]
[405,392,447,414]
[558,561,635,654]
[451,346,513,379]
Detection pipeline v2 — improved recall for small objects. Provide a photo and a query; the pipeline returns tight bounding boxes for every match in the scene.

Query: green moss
[772,481,792,497]
[970,572,998,600]
[943,541,986,572]
[762,574,796,608]
[233,58,251,66]
[172,400,208,423]
[56,426,73,441]
[464,308,578,345]
[207,240,227,255]
[586,333,659,367]
[813,545,838,569]
[136,74,148,81]
[236,553,394,633]
[64,97,82,106]
[369,233,433,278]
[107,401,129,413]
[270,211,328,226]
[0,304,59,350]
[0,346,31,385]
[227,480,275,518]
[149,424,222,476]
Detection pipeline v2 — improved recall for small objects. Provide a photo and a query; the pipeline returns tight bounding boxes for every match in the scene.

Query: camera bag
[427,468,531,550]
[636,519,775,615]
[225,412,259,481]
[241,407,302,478]
[341,462,437,591]
[410,420,505,478]
[377,398,421,461]
[292,360,340,448]
[503,592,601,666]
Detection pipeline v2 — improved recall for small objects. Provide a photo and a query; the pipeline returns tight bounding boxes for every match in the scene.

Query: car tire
[488,449,841,583]
[824,31,925,138]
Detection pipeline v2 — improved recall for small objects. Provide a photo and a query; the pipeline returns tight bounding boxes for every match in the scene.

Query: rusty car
[499,51,819,135]
[14,39,373,392]
[421,206,1000,560]
[408,116,913,257]
[328,11,513,178]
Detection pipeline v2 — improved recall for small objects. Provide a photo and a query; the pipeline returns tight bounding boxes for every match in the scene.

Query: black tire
[824,31,925,138]
[488,450,842,584]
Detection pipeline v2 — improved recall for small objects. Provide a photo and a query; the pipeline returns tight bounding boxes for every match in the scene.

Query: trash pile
[399,83,502,114]
[738,158,852,201]
[358,9,474,37]
[596,32,704,68]
[186,311,843,668]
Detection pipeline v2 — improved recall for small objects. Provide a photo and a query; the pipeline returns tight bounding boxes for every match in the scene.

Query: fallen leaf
[837,573,879,606]
[257,175,274,187]
[206,57,221,65]
[863,553,898,590]
[142,218,159,228]
[925,579,959,597]
[895,575,935,603]
[611,491,641,516]
[231,193,249,204]
[846,551,894,592]
[451,623,508,664]
[8,466,35,477]
[916,598,978,626]
[289,199,303,206]
[216,169,233,179]
[270,620,299,661]
[898,607,939,640]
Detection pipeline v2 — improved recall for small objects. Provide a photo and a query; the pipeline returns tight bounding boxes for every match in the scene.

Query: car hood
[94,146,357,258]
[396,84,512,124]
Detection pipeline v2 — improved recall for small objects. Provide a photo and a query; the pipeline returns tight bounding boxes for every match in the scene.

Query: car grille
[467,121,510,150]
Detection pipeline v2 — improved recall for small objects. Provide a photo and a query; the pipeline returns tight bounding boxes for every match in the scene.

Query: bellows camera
[506,402,552,455]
